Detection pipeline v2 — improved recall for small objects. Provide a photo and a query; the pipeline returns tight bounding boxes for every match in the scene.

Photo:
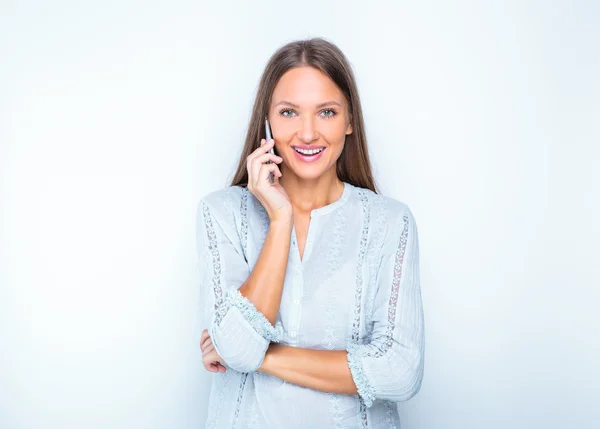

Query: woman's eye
[279,109,297,117]
[321,109,337,118]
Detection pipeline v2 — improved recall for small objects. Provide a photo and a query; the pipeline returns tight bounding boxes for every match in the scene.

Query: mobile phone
[264,116,276,184]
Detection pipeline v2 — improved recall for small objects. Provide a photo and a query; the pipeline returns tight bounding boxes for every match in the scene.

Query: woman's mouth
[292,146,326,163]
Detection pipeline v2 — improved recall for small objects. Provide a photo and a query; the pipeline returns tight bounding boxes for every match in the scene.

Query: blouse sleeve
[196,197,283,373]
[346,205,425,407]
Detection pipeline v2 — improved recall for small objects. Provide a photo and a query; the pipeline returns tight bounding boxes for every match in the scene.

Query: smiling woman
[197,37,424,429]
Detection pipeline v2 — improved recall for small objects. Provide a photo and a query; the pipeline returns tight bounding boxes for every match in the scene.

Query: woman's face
[268,66,352,181]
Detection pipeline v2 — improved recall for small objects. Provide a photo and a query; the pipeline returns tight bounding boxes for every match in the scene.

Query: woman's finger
[252,153,282,186]
[202,353,218,372]
[204,362,218,373]
[202,343,215,356]
[247,138,274,165]
[202,342,214,355]
[202,348,227,373]
[258,162,282,184]
[200,335,212,352]
[254,152,282,165]
[200,329,209,350]
[247,140,276,186]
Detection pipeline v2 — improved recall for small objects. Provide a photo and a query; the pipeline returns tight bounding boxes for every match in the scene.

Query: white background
[1,1,598,428]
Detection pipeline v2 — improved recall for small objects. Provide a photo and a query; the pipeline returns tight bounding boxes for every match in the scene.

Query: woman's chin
[283,164,334,181]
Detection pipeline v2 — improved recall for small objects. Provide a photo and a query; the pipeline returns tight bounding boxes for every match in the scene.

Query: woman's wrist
[258,343,285,373]
[268,217,294,241]
[258,343,274,373]
[269,214,293,229]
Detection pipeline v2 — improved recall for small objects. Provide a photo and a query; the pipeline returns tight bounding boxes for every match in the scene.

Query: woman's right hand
[247,138,293,222]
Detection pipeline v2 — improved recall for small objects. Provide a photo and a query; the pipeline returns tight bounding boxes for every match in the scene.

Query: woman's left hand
[200,329,227,373]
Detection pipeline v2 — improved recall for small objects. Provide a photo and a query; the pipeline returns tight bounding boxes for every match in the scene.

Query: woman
[197,37,424,429]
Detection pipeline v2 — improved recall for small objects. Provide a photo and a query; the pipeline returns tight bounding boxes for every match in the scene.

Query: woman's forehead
[272,67,345,106]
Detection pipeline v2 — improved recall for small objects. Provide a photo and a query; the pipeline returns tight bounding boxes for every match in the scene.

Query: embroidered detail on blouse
[205,368,233,429]
[383,401,398,429]
[219,188,236,231]
[202,201,226,325]
[240,186,249,262]
[365,198,389,329]
[351,190,370,344]
[371,212,409,358]
[328,392,348,429]
[347,189,372,422]
[347,342,376,408]
[359,400,368,429]
[322,208,347,350]
[248,395,260,429]
[232,373,249,426]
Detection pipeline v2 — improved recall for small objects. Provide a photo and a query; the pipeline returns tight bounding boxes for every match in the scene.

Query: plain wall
[1,1,598,428]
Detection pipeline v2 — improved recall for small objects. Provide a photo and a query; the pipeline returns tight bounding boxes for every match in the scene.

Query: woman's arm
[239,216,293,325]
[258,344,359,396]
[197,197,291,373]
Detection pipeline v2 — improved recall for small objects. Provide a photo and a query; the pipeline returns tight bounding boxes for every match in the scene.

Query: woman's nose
[296,116,318,142]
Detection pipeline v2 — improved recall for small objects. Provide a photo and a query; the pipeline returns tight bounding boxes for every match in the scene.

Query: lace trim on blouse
[373,212,409,357]
[240,187,249,262]
[202,201,226,325]
[345,189,374,422]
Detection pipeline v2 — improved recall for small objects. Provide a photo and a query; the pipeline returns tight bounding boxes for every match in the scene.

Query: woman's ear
[345,122,353,135]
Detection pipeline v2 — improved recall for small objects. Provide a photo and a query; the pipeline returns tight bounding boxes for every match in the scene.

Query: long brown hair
[228,37,379,194]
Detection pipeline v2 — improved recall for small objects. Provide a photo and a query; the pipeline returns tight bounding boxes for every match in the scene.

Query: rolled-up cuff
[346,343,376,407]
[211,305,269,372]
[221,288,282,342]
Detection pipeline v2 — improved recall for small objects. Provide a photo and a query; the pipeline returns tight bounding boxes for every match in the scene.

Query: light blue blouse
[196,181,425,429]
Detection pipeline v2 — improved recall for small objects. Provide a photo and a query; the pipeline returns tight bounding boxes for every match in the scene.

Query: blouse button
[294,299,300,304]
[290,330,297,337]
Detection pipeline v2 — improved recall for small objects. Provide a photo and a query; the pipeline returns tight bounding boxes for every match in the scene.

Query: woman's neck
[280,174,344,215]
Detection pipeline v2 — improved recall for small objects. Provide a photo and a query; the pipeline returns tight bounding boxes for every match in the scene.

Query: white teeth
[294,147,324,155]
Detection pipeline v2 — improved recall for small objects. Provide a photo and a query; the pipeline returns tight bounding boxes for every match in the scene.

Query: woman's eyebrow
[274,100,342,108]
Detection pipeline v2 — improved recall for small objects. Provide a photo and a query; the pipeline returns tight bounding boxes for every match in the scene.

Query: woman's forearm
[257,343,358,396]
[238,218,293,326]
